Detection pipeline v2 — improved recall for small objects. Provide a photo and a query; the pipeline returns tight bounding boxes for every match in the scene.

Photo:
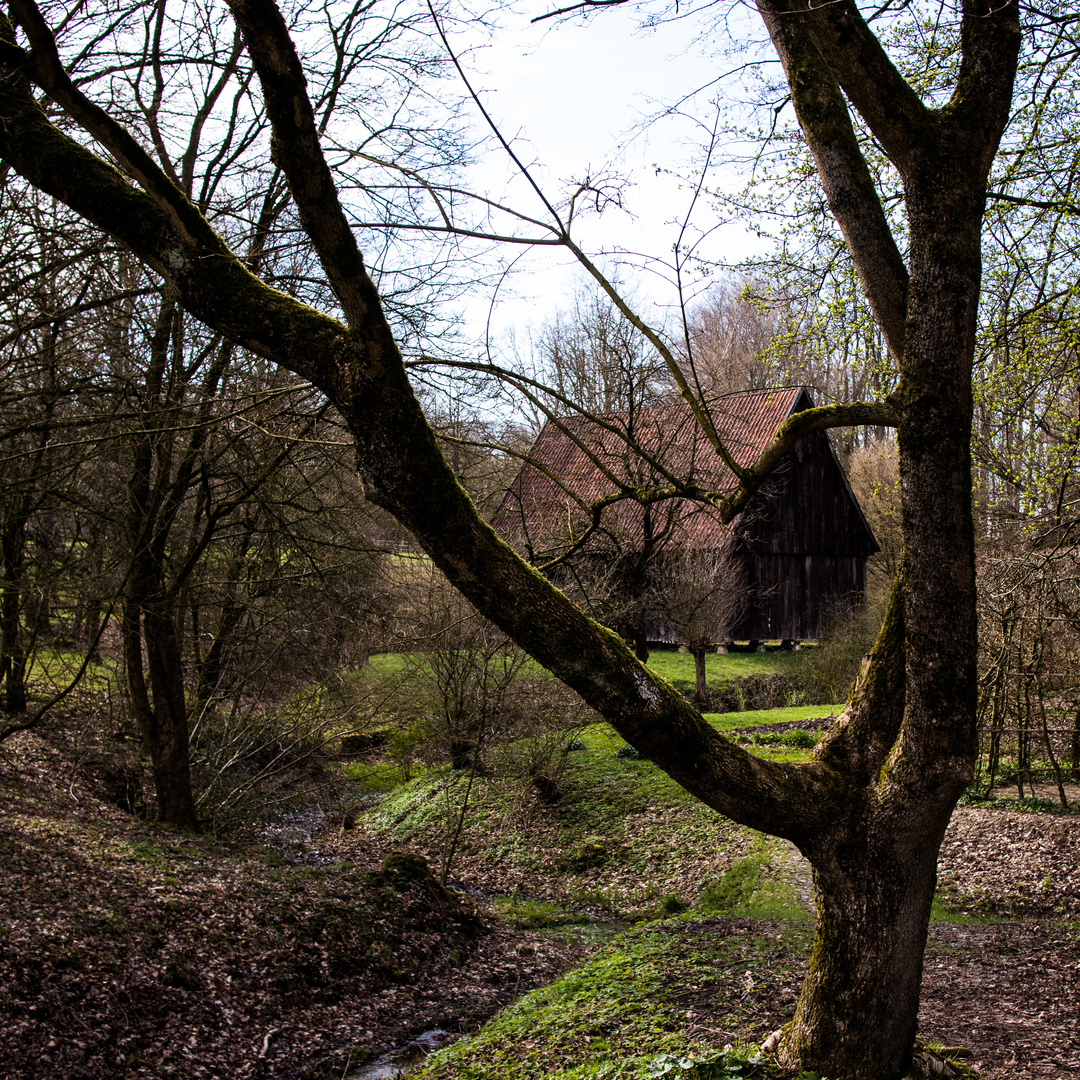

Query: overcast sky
[441,3,771,346]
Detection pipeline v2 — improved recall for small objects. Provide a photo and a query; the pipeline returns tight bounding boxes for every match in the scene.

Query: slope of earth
[0,729,580,1080]
[920,923,1080,1079]
[351,743,1080,1079]
[405,914,1079,1080]
[340,725,777,923]
[3,720,1079,1080]
[937,807,1080,919]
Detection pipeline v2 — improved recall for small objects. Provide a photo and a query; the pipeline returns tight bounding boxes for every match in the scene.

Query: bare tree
[648,545,746,706]
[682,280,787,398]
[846,436,902,594]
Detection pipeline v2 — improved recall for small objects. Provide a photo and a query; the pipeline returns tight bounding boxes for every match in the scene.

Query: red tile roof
[492,387,810,558]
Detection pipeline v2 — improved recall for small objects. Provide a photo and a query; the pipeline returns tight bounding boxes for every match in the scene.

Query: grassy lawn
[703,704,841,731]
[357,646,820,712]
[361,693,828,924]
[645,647,799,685]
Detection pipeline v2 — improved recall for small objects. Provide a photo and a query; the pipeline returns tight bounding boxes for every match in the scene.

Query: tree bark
[783,807,948,1078]
[120,293,199,830]
[123,581,198,830]
[692,647,708,706]
[0,515,29,714]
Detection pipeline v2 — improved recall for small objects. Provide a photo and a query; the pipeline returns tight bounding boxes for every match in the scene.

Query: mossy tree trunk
[0,1,1020,1076]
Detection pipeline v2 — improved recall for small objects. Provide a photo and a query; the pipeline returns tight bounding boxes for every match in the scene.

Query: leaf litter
[1,726,1078,1079]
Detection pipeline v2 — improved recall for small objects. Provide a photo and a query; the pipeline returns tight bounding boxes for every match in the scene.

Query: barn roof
[491,387,814,558]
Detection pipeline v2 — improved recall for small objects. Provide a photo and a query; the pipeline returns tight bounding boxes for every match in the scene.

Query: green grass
[493,896,590,929]
[355,647,817,717]
[645,648,794,684]
[929,895,998,925]
[416,914,813,1080]
[28,648,121,695]
[697,838,808,920]
[364,715,821,921]
[703,705,841,731]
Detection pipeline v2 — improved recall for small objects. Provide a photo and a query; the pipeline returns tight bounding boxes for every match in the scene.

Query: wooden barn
[491,387,879,644]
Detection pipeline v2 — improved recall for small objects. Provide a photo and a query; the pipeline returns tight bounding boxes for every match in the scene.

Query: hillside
[1,711,1078,1080]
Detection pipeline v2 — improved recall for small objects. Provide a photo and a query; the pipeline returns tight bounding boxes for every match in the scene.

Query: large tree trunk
[778,178,984,1076]
[783,800,953,1077]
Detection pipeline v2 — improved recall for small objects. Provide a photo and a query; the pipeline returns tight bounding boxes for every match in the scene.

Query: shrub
[714,672,801,712]
[797,593,889,705]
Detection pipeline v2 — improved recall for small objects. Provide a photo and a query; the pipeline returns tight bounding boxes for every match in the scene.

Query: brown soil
[920,923,1080,1079]
[0,729,584,1079]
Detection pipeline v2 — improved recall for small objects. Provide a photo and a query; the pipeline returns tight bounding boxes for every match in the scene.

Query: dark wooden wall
[730,430,877,641]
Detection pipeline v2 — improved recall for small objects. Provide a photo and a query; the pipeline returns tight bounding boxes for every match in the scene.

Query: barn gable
[491,388,879,642]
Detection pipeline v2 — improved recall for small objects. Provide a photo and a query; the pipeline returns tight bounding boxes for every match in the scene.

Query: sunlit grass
[704,704,841,731]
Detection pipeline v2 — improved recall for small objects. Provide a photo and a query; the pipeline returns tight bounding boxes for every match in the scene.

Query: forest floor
[1,723,1078,1080]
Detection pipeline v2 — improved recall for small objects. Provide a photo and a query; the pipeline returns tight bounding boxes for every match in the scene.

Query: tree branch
[531,0,628,24]
[9,0,222,253]
[0,6,853,845]
[224,0,375,331]
[987,190,1080,216]
[763,0,931,170]
[756,2,910,361]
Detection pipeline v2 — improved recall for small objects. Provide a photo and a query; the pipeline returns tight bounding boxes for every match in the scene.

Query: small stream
[343,915,628,1079]
[257,811,627,1078]
[535,917,630,947]
[345,1029,454,1079]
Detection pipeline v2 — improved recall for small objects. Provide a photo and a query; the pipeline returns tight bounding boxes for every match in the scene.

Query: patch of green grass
[929,894,998,925]
[738,745,816,765]
[417,915,809,1080]
[958,783,1075,815]
[494,897,589,929]
[27,647,121,695]
[698,839,809,920]
[748,729,818,749]
[340,760,413,794]
[645,649,792,690]
[366,715,826,920]
[659,893,689,915]
[126,840,170,864]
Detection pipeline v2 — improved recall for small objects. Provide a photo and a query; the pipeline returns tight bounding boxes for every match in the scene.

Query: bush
[713,672,801,712]
[797,593,889,705]
[749,728,818,749]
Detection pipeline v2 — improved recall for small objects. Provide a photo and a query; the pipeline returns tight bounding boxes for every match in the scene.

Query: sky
[436,3,771,347]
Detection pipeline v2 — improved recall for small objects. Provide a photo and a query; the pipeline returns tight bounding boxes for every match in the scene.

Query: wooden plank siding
[733,427,876,640]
